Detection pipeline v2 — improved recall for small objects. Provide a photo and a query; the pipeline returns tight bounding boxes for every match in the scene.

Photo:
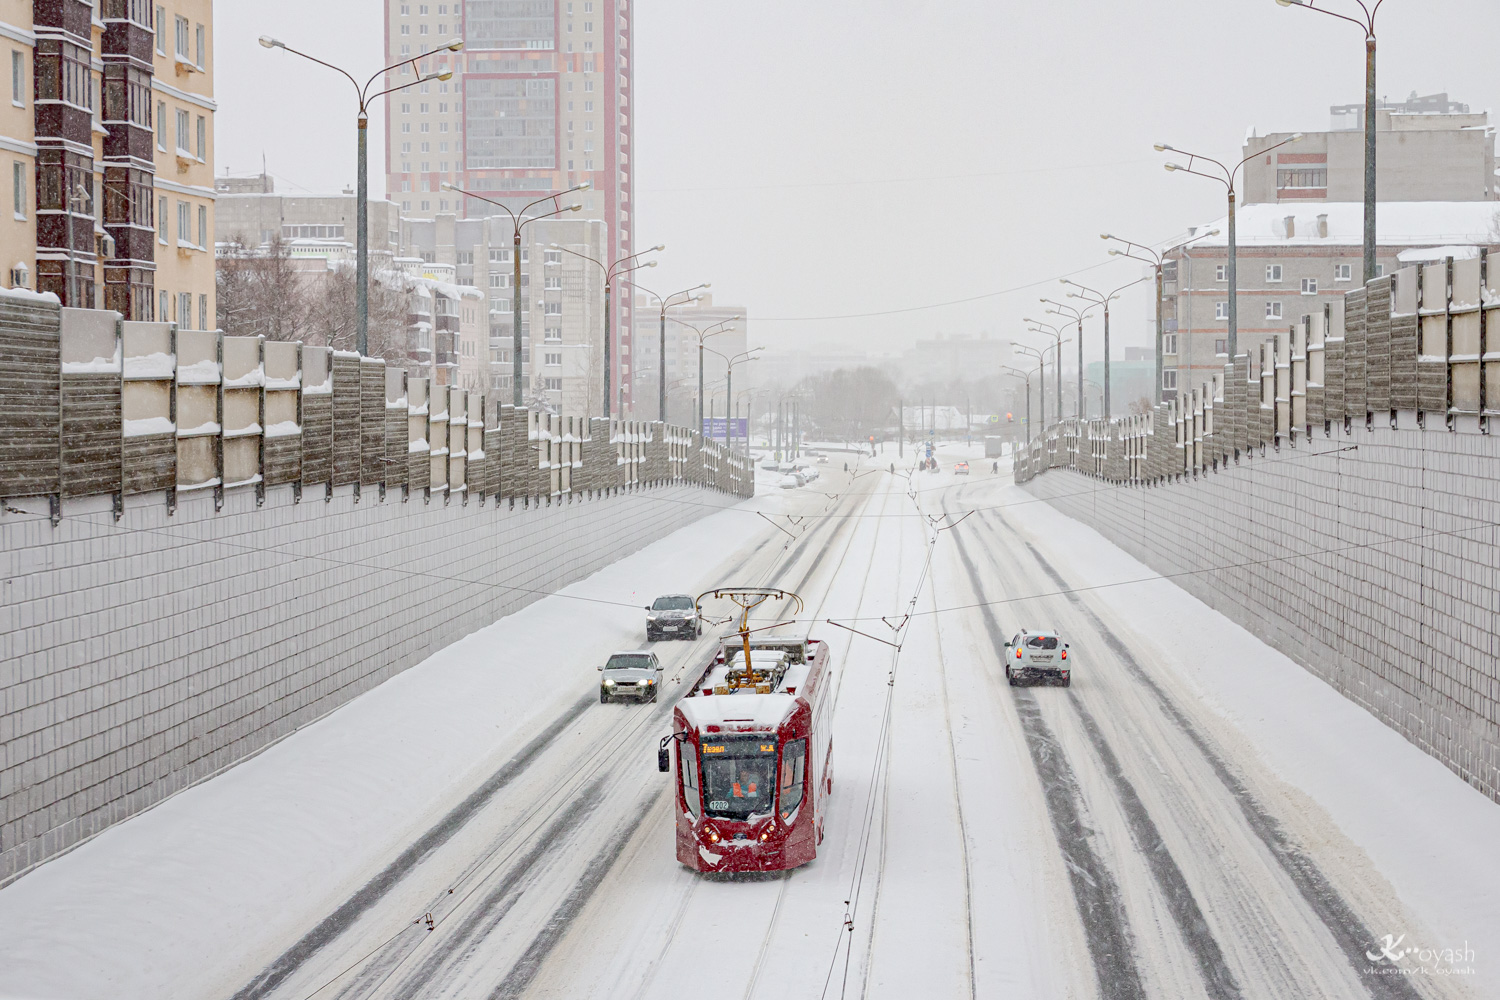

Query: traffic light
[1006,412,1013,422]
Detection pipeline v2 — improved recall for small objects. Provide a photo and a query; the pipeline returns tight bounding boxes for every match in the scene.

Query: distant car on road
[1004,629,1070,687]
[817,455,829,464]
[647,594,702,641]
[599,651,663,702]
[954,461,970,475]
[778,474,802,489]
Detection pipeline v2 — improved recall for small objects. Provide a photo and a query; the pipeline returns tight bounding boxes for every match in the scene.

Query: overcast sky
[216,0,1500,365]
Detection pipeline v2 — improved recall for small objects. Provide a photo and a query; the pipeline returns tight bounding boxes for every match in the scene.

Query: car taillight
[1016,647,1023,659]
[1061,649,1067,660]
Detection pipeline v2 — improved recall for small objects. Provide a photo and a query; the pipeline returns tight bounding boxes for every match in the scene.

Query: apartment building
[213,172,403,264]
[381,0,636,407]
[632,292,748,426]
[1162,202,1500,393]
[150,0,213,330]
[1,0,212,328]
[1242,93,1496,206]
[403,212,607,411]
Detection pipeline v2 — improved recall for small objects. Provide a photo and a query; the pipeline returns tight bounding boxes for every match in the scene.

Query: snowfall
[0,445,1496,1000]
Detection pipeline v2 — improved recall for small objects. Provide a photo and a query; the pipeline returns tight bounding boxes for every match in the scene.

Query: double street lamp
[629,282,711,421]
[1002,366,1038,444]
[1038,299,1096,419]
[259,34,463,357]
[1060,276,1147,419]
[704,345,763,446]
[1274,0,1385,283]
[1102,228,1219,404]
[1156,131,1304,362]
[1019,321,1065,423]
[669,315,743,430]
[442,182,590,406]
[548,240,664,418]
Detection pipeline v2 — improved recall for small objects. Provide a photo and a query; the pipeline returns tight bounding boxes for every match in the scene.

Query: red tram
[658,633,834,873]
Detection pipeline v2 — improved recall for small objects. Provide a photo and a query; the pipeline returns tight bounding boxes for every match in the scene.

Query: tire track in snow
[988,510,1426,1000]
[949,508,1148,1000]
[233,488,832,1000]
[432,481,869,998]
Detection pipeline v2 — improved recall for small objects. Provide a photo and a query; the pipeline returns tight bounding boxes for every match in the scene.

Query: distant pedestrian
[992,460,998,474]
[843,462,849,472]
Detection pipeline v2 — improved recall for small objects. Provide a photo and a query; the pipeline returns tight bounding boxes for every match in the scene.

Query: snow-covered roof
[1397,245,1483,263]
[1180,202,1500,249]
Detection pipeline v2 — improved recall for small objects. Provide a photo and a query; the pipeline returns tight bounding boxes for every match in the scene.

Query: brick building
[1163,202,1500,393]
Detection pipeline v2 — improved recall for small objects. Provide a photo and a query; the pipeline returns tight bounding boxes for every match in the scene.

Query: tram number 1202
[709,799,730,810]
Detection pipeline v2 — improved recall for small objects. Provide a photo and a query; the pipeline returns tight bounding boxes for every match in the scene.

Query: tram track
[233,480,860,1000]
[369,488,867,998]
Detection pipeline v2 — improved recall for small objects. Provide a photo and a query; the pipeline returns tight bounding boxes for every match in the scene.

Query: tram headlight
[705,826,720,844]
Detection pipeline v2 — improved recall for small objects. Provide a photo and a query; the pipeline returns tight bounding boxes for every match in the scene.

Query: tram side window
[779,738,806,821]
[680,742,700,819]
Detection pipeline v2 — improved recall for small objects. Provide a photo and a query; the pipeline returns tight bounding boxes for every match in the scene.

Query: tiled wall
[1023,425,1500,805]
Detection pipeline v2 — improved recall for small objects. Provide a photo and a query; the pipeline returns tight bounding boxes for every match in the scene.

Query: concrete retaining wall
[1022,424,1500,805]
[0,478,740,884]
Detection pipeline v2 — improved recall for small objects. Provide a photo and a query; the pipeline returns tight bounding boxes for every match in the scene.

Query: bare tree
[215,234,256,336]
[303,263,412,363]
[1128,396,1153,416]
[245,237,306,343]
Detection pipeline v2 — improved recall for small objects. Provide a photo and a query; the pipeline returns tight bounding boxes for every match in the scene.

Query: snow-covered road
[1,451,1496,1000]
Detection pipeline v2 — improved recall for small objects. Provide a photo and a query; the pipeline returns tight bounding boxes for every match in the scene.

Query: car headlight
[604,679,615,686]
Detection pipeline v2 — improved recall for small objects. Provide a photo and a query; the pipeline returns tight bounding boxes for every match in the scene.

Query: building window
[156,100,165,149]
[544,325,562,342]
[177,200,191,244]
[544,352,561,366]
[155,6,165,54]
[175,108,189,153]
[544,377,562,391]
[543,249,562,264]
[543,275,561,290]
[1214,264,1226,282]
[1162,333,1177,355]
[198,205,207,247]
[1277,168,1327,189]
[1215,301,1228,320]
[175,15,190,58]
[179,292,191,328]
[199,293,207,330]
[196,115,205,159]
[543,301,562,315]
[11,161,23,220]
[195,23,205,68]
[1265,301,1283,320]
[1266,264,1283,283]
[1162,369,1177,390]
[160,289,168,321]
[11,50,22,107]
[1301,277,1318,295]
[158,195,167,242]
[1335,263,1352,282]
[1374,263,1385,278]
[1215,339,1227,355]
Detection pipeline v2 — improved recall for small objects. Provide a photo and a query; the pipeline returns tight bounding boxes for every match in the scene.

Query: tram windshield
[699,735,778,820]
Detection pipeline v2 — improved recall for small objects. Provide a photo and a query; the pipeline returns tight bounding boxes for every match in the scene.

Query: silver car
[598,651,663,703]
[1004,629,1071,687]
[646,594,702,641]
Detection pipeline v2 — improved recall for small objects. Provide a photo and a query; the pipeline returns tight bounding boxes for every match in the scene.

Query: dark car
[646,593,702,641]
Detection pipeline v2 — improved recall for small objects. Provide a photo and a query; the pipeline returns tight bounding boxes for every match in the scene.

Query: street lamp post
[1014,344,1048,432]
[260,34,462,357]
[1102,229,1221,404]
[1156,132,1305,362]
[1061,277,1149,419]
[1021,322,1065,423]
[441,182,590,406]
[1275,0,1384,283]
[630,282,711,422]
[1002,366,1037,444]
[548,241,663,418]
[669,315,742,432]
[1037,301,1095,419]
[706,346,763,447]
